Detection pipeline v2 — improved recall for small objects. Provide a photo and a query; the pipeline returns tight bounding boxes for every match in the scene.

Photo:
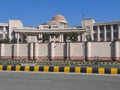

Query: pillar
[3,26,6,39]
[97,26,100,41]
[104,25,107,41]
[29,43,33,60]
[67,42,70,59]
[86,42,92,61]
[111,25,114,41]
[59,34,61,42]
[0,44,4,59]
[61,33,64,42]
[34,43,38,60]
[51,42,55,60]
[78,34,81,41]
[38,33,43,42]
[14,44,19,59]
[115,41,119,61]
[17,33,20,43]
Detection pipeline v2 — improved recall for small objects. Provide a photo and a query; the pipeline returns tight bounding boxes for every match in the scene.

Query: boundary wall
[0,41,120,61]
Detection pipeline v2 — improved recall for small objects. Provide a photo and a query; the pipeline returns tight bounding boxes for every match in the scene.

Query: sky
[0,0,120,26]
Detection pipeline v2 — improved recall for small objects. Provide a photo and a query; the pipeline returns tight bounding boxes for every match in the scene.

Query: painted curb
[0,65,119,75]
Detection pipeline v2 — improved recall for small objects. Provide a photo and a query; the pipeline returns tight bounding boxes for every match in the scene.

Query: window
[106,25,111,30]
[99,26,104,32]
[93,26,97,32]
[93,33,97,41]
[100,33,104,41]
[52,26,58,28]
[114,32,118,40]
[107,32,111,41]
[113,24,118,30]
[43,26,49,28]
[0,26,3,30]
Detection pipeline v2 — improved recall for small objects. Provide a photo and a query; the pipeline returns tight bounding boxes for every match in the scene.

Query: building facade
[0,14,120,61]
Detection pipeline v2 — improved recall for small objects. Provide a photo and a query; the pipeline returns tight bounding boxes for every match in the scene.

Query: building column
[118,24,120,40]
[97,26,100,41]
[104,25,107,41]
[82,32,86,42]
[59,34,61,42]
[17,33,20,43]
[115,41,119,61]
[38,33,43,42]
[78,34,81,41]
[3,26,6,39]
[111,25,114,41]
[61,33,64,42]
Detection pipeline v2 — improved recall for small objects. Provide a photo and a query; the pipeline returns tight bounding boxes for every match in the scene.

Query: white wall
[0,41,120,61]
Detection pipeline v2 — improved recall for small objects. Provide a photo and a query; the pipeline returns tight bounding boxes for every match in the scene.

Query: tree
[69,32,78,42]
[43,33,50,42]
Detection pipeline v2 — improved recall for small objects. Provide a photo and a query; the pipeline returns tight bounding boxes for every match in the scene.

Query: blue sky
[0,0,120,26]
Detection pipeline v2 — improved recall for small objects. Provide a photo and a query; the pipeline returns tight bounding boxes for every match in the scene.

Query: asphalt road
[0,72,120,90]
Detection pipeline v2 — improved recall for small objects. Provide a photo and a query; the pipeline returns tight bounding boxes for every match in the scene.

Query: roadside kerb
[0,65,120,74]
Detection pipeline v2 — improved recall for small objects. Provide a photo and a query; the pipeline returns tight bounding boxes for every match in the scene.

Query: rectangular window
[107,32,111,41]
[0,26,3,30]
[93,26,97,33]
[93,33,97,41]
[99,26,104,32]
[113,24,118,30]
[100,33,104,41]
[114,32,118,40]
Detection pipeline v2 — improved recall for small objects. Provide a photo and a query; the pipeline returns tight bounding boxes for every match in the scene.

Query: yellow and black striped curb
[0,65,120,74]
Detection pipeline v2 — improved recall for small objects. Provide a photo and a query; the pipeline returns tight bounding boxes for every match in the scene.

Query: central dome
[51,14,67,24]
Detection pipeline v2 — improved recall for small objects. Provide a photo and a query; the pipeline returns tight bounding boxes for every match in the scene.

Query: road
[0,71,120,90]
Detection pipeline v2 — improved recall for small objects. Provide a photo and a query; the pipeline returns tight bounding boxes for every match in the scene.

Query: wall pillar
[0,44,4,59]
[104,25,107,41]
[67,42,70,59]
[86,42,92,61]
[115,41,120,61]
[111,25,114,41]
[34,43,38,60]
[29,43,33,60]
[51,42,55,60]
[14,44,19,59]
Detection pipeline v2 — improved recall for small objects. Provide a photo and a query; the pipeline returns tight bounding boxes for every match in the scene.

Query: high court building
[0,14,120,61]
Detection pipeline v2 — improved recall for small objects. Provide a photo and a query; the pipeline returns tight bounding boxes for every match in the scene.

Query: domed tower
[51,14,68,25]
